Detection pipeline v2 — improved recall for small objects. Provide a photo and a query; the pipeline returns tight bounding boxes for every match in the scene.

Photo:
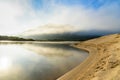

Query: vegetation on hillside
[0,35,34,41]
[0,35,100,41]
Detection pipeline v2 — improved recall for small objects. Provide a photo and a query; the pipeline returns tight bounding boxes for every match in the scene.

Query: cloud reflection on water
[0,43,88,80]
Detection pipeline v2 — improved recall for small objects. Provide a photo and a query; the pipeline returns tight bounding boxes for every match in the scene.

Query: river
[0,42,88,80]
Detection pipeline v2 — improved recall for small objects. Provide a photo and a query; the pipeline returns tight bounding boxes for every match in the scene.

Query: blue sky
[31,0,43,10]
[31,0,120,10]
[0,0,120,35]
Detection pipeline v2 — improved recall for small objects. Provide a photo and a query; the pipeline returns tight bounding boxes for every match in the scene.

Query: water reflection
[0,57,12,70]
[0,43,88,80]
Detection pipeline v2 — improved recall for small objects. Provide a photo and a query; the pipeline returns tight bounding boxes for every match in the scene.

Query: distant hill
[19,24,101,41]
[19,24,120,41]
[0,35,34,41]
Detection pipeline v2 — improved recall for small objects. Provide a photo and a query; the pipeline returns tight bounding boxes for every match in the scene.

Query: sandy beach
[58,34,120,80]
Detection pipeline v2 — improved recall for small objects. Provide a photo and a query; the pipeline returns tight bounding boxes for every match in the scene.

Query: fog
[0,0,120,35]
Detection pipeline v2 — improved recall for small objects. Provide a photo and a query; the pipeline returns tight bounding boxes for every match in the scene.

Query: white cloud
[0,0,27,35]
[0,0,120,35]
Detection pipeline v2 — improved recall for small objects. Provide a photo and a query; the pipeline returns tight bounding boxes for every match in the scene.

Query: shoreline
[58,42,99,80]
[0,40,80,44]
[58,34,120,80]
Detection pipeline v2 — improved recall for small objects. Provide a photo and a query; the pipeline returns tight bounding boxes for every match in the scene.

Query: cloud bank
[0,0,120,35]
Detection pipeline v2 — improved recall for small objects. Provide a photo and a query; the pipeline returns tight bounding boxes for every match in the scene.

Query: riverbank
[58,34,120,80]
[0,40,80,44]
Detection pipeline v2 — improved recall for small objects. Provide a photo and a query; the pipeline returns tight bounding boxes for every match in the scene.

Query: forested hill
[0,35,34,41]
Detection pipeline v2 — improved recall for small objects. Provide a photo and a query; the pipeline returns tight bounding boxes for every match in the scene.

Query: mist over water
[0,42,88,80]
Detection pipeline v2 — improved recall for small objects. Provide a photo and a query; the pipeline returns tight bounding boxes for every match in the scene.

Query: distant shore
[0,40,81,44]
[58,34,120,80]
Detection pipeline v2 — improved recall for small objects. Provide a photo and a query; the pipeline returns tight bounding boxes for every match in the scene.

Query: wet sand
[58,34,120,80]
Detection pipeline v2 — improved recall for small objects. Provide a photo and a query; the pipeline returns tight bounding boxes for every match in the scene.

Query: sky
[0,0,120,35]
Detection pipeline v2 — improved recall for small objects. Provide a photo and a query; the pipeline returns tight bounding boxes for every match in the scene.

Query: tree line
[0,35,34,41]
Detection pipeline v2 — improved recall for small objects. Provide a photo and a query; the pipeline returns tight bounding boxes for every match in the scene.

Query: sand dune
[58,34,120,80]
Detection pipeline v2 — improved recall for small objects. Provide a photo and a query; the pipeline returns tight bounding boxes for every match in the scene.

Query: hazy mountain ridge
[19,24,120,41]
[20,24,75,36]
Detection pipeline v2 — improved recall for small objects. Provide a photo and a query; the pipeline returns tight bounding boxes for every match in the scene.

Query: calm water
[0,42,88,80]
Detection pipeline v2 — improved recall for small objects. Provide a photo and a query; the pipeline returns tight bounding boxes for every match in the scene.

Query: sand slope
[58,34,120,80]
